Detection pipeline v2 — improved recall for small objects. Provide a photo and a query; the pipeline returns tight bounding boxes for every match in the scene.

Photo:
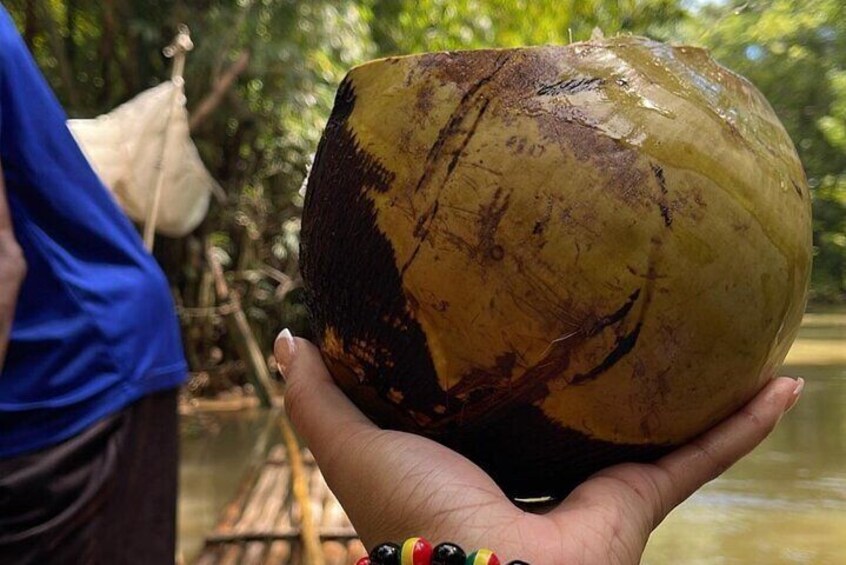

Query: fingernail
[785,377,804,413]
[274,329,297,380]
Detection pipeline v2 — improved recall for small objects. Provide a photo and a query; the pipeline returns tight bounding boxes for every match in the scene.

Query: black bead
[432,542,466,565]
[369,542,401,565]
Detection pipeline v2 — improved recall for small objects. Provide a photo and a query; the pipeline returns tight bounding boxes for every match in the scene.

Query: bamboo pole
[143,25,193,250]
[207,246,274,407]
[278,415,325,565]
[267,455,295,565]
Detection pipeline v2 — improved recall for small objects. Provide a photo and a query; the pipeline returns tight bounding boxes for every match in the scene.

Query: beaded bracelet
[355,537,529,565]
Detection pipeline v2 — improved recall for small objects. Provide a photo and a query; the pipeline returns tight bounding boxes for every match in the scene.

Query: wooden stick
[267,460,294,565]
[204,528,359,544]
[217,544,243,565]
[239,542,268,565]
[206,246,274,407]
[278,413,325,565]
[143,25,193,250]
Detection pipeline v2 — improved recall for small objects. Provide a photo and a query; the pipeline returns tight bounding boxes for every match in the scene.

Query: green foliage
[4,0,380,389]
[369,0,687,52]
[3,0,845,389]
[688,0,846,300]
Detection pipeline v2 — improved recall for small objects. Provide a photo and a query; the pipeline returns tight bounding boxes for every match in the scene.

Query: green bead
[466,548,500,565]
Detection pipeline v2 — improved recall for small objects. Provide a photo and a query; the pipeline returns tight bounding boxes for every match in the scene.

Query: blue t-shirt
[0,6,187,457]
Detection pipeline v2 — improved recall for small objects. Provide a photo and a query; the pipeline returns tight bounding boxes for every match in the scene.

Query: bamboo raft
[194,427,367,564]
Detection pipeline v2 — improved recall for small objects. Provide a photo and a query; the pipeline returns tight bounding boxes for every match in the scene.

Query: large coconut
[299,37,812,500]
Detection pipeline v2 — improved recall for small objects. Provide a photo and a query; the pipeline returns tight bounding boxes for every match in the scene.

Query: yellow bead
[401,537,433,565]
[467,548,500,565]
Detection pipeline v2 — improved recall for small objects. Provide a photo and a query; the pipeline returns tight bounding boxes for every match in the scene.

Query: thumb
[273,330,378,471]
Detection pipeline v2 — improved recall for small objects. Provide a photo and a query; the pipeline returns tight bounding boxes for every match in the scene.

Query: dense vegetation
[5,0,844,394]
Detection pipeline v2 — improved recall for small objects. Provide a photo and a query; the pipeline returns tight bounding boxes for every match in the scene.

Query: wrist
[356,536,530,565]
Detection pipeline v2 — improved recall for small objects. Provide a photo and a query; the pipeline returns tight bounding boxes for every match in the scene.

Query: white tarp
[68,81,220,237]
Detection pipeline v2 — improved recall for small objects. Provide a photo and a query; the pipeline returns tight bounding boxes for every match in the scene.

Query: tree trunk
[23,0,37,49]
[99,0,117,105]
[39,2,80,109]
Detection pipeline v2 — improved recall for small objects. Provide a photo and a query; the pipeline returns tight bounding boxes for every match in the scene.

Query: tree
[369,0,687,53]
[4,0,841,395]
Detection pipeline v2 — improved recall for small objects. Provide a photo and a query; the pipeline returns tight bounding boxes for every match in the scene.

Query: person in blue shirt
[0,6,187,563]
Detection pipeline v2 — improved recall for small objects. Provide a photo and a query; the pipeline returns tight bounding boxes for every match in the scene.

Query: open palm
[276,334,802,564]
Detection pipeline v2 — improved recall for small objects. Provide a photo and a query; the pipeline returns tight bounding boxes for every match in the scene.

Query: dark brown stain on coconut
[301,77,448,424]
[302,71,678,501]
[537,76,605,96]
[651,163,673,227]
[452,404,672,500]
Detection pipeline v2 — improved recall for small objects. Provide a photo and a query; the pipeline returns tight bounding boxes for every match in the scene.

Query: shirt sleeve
[0,53,5,145]
[0,36,5,144]
[0,7,12,146]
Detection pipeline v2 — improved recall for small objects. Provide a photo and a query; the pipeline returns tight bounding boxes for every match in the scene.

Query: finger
[275,332,435,543]
[273,331,378,466]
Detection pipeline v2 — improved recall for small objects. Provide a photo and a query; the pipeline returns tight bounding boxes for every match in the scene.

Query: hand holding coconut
[276,332,802,563]
[288,35,812,562]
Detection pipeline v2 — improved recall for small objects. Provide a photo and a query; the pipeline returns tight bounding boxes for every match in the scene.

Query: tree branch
[99,0,116,104]
[206,245,275,408]
[189,50,251,133]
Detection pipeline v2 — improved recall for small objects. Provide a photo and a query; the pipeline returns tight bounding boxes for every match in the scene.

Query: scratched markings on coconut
[301,37,811,500]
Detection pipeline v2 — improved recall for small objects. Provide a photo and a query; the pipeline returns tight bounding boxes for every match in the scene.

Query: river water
[178,309,846,563]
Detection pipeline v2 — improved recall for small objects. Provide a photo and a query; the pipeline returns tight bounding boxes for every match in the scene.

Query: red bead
[466,549,500,565]
[401,537,433,565]
[356,558,371,565]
